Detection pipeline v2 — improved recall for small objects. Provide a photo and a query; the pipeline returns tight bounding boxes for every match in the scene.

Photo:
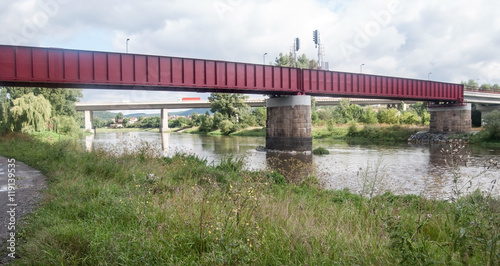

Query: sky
[1,0,499,113]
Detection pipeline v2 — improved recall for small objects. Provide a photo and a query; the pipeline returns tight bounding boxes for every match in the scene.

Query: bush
[326,118,336,132]
[199,115,214,132]
[313,147,330,155]
[360,107,379,124]
[52,116,80,135]
[378,108,400,124]
[347,122,358,137]
[483,110,500,140]
[219,119,234,135]
[399,111,421,125]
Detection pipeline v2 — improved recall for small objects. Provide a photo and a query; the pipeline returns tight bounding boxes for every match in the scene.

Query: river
[84,131,500,199]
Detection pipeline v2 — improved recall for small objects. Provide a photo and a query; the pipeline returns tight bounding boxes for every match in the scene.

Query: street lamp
[263,53,268,65]
[126,38,130,53]
[428,72,432,80]
[360,63,365,73]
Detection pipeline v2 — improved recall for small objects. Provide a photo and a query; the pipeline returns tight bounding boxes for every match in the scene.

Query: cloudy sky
[1,0,499,112]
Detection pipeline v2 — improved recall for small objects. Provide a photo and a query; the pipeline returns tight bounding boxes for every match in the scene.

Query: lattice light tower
[313,30,324,70]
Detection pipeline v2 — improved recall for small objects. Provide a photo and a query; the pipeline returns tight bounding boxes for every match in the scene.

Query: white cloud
[1,0,499,108]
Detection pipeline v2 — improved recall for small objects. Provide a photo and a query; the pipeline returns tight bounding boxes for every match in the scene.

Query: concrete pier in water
[266,95,312,152]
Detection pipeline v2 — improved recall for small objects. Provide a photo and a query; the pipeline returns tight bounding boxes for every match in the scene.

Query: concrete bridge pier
[84,110,94,133]
[266,95,312,151]
[160,108,169,133]
[428,104,471,133]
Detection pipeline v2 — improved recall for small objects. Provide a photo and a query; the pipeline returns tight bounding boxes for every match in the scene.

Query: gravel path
[0,156,46,264]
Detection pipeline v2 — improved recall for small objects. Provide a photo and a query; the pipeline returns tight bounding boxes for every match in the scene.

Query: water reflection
[84,134,94,152]
[83,132,500,199]
[266,152,314,184]
[161,133,169,157]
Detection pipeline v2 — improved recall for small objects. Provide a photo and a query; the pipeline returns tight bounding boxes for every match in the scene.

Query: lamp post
[263,53,267,65]
[126,38,130,53]
[360,63,365,73]
[428,72,432,80]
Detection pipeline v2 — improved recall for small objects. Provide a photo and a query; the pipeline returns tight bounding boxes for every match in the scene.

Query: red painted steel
[0,45,464,102]
[181,97,201,101]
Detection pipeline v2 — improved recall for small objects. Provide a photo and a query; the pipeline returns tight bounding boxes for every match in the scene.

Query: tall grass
[0,135,498,265]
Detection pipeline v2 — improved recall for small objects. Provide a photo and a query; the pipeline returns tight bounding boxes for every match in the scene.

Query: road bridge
[75,98,411,132]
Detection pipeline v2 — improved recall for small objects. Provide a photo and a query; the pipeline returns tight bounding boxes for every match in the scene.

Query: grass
[1,134,498,264]
[313,124,425,142]
[230,127,266,137]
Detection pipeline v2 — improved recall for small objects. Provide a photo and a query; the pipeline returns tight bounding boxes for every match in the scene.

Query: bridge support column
[428,104,471,133]
[160,108,169,132]
[84,110,94,133]
[266,95,312,151]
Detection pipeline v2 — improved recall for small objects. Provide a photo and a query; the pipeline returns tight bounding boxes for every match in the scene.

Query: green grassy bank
[182,124,424,142]
[1,134,498,265]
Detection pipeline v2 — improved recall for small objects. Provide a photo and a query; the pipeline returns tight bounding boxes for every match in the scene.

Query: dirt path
[0,156,46,264]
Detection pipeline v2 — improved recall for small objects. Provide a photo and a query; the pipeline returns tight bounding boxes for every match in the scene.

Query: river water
[84,131,500,199]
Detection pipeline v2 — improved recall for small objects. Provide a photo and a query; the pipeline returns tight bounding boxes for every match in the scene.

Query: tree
[0,88,10,132]
[52,116,79,135]
[360,106,379,124]
[253,107,267,127]
[115,112,124,121]
[410,102,430,125]
[199,113,214,132]
[219,119,234,135]
[208,93,250,122]
[483,110,500,140]
[377,108,400,124]
[492,84,500,93]
[274,52,294,67]
[399,111,421,125]
[462,79,480,91]
[10,93,52,132]
[296,54,318,69]
[6,87,82,118]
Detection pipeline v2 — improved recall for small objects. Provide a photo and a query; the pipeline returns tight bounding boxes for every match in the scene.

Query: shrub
[347,122,358,137]
[219,119,234,135]
[313,147,330,155]
[326,118,336,132]
[483,110,500,140]
[360,107,379,124]
[52,115,80,135]
[378,108,400,124]
[399,111,420,125]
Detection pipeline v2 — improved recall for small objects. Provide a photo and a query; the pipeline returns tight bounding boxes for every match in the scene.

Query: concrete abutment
[266,95,312,151]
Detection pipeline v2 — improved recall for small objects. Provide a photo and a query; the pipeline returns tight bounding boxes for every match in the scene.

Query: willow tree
[10,93,52,133]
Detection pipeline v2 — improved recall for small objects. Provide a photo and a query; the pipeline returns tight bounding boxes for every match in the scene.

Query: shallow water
[83,132,500,199]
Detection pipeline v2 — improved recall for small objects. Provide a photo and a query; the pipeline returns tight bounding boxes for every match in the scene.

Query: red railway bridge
[0,45,471,151]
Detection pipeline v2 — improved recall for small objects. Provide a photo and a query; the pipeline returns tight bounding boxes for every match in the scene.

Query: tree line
[462,79,500,92]
[0,87,82,135]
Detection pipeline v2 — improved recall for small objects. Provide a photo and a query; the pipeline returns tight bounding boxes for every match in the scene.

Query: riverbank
[181,124,427,142]
[0,134,498,264]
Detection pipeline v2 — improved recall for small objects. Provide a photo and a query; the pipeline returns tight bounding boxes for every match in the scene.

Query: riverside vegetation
[0,134,498,265]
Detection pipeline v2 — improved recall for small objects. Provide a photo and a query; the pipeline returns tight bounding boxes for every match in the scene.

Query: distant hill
[170,108,212,116]
[123,108,212,118]
[124,113,159,118]
[93,111,117,121]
